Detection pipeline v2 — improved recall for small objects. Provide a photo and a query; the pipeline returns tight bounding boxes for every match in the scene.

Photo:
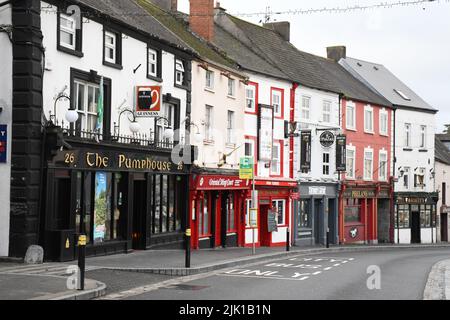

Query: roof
[437,133,450,142]
[214,14,391,106]
[135,0,239,71]
[435,136,450,165]
[74,0,193,53]
[341,57,437,112]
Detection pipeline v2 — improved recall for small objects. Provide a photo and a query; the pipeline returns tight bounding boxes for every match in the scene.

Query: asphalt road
[110,248,450,300]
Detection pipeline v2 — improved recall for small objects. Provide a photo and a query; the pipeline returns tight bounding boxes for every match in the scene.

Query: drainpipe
[392,107,398,244]
[290,82,299,247]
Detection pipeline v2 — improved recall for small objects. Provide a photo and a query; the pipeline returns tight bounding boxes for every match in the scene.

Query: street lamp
[49,92,78,126]
[182,116,203,144]
[113,108,140,139]
[153,116,175,142]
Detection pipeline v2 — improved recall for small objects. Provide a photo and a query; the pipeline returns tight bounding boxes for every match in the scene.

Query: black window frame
[102,27,123,70]
[174,57,188,90]
[57,7,84,57]
[147,44,163,82]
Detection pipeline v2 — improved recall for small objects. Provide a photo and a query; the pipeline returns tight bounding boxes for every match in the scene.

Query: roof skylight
[394,89,411,101]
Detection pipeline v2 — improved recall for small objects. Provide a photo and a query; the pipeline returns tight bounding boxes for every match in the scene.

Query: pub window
[245,199,253,227]
[151,174,180,235]
[226,194,236,233]
[154,175,161,234]
[103,29,122,68]
[74,80,101,133]
[175,59,185,86]
[272,200,286,226]
[420,205,432,228]
[156,103,175,144]
[148,47,161,79]
[299,200,311,228]
[59,13,77,50]
[323,152,330,176]
[344,198,361,223]
[198,195,211,237]
[396,205,410,228]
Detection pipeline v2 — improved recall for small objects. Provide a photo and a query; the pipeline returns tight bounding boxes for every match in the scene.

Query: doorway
[411,211,421,244]
[54,177,72,230]
[132,180,147,250]
[314,199,322,245]
[441,213,448,242]
[260,204,271,247]
[328,199,337,245]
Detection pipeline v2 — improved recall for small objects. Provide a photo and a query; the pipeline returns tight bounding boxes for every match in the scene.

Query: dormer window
[175,59,185,86]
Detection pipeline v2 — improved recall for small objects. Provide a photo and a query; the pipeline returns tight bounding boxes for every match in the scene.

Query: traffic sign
[240,157,254,180]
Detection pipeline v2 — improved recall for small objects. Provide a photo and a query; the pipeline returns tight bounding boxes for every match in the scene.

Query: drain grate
[164,284,210,291]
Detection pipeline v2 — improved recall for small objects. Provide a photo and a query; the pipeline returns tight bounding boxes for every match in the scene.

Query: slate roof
[341,57,437,112]
[435,136,450,165]
[214,14,391,107]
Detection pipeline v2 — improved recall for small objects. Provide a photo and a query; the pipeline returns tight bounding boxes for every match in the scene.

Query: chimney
[327,46,347,62]
[189,0,215,42]
[263,22,290,42]
[150,0,178,12]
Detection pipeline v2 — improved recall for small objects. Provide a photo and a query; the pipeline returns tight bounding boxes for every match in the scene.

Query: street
[93,248,450,300]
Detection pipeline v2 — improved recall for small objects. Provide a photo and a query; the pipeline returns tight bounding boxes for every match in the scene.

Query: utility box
[45,230,76,262]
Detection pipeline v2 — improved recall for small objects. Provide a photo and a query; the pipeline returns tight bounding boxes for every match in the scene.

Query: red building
[339,99,394,244]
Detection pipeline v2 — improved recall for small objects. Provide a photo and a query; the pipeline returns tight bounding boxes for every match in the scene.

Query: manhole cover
[164,284,209,291]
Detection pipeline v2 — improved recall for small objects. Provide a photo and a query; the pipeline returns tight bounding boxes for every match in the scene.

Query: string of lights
[39,0,450,19]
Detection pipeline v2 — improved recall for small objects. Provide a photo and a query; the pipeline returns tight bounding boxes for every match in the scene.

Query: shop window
[151,174,180,235]
[198,195,211,237]
[344,198,361,223]
[420,205,432,228]
[272,200,286,226]
[93,172,113,244]
[226,194,236,233]
[395,205,410,228]
[299,200,311,228]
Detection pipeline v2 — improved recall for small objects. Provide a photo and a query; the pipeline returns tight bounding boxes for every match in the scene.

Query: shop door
[411,211,421,244]
[328,199,337,245]
[214,193,222,248]
[260,205,271,247]
[132,180,147,250]
[314,200,322,245]
[441,213,448,242]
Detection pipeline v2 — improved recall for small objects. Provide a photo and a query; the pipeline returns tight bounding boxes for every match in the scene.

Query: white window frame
[364,148,374,181]
[420,125,427,148]
[271,141,281,176]
[104,31,117,64]
[364,105,374,133]
[272,90,282,118]
[272,200,286,226]
[246,85,256,113]
[379,150,388,181]
[74,80,100,133]
[405,123,412,148]
[346,145,356,180]
[148,48,158,78]
[204,105,214,142]
[175,59,185,86]
[379,108,388,136]
[226,110,235,145]
[227,78,235,97]
[60,14,76,50]
[346,101,356,130]
[301,96,311,121]
[205,70,215,90]
[322,100,332,123]
[156,103,175,144]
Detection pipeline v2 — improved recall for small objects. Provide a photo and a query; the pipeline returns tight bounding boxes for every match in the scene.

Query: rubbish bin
[45,229,76,262]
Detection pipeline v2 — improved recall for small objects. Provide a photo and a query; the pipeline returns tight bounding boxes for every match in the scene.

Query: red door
[215,195,222,247]
[260,205,271,246]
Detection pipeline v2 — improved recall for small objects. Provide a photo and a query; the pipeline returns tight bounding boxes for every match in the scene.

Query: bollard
[286,229,290,252]
[185,228,191,268]
[77,234,87,291]
[326,228,330,249]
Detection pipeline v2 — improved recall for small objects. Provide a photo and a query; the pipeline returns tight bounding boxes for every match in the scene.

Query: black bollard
[326,228,330,249]
[77,234,86,291]
[286,229,290,252]
[185,229,191,268]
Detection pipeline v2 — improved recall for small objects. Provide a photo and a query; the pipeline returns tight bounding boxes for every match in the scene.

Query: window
[301,96,311,120]
[198,195,211,237]
[405,123,411,147]
[59,13,76,50]
[228,79,235,97]
[420,125,427,148]
[148,48,158,78]
[246,84,256,113]
[226,194,236,233]
[204,105,214,142]
[395,205,410,228]
[344,198,361,223]
[205,70,214,90]
[272,200,286,226]
[74,80,101,133]
[299,200,311,228]
[175,59,185,86]
[364,149,373,180]
[414,168,426,189]
[272,89,282,118]
[364,105,374,133]
[380,109,388,136]
[379,151,388,181]
[245,139,255,158]
[322,101,331,123]
[346,147,356,179]
[403,167,410,189]
[443,182,447,205]
[156,103,175,144]
[346,102,356,130]
[271,141,281,176]
[104,31,117,64]
[151,175,181,234]
[323,152,330,176]
[227,110,235,145]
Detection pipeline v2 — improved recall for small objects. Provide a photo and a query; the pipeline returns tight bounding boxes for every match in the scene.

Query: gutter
[0,1,11,7]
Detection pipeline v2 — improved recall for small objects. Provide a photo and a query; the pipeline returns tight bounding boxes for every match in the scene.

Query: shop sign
[290,192,300,200]
[197,176,251,190]
[320,131,335,148]
[255,180,298,188]
[0,125,6,163]
[344,189,376,198]
[396,196,431,205]
[309,186,327,196]
[239,157,254,180]
[258,105,274,162]
[267,210,278,233]
[336,135,347,172]
[300,131,312,172]
[136,86,161,117]
[378,190,390,199]
[53,149,186,173]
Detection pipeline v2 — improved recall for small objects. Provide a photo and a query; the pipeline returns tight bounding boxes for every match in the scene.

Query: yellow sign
[186,229,192,237]
[78,235,87,246]
[65,238,70,249]
[239,157,254,180]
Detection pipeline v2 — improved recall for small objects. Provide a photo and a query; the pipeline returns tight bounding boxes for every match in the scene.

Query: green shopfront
[41,137,190,261]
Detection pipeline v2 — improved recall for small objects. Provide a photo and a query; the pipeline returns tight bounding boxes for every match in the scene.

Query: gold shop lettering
[118,154,172,171]
[86,153,109,168]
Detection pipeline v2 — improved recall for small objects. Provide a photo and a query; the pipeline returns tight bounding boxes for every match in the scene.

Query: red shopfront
[243,179,298,248]
[189,174,250,249]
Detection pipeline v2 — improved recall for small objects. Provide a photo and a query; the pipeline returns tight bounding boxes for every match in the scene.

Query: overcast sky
[179,0,450,133]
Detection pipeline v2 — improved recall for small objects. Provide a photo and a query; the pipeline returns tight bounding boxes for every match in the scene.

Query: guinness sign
[320,131,335,148]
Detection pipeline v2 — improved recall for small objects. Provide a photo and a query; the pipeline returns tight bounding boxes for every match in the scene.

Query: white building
[435,136,450,242]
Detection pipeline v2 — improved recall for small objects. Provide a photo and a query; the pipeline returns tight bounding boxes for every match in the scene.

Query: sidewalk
[424,259,450,300]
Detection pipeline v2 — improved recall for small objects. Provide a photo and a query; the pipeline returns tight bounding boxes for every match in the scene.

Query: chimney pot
[327,46,347,62]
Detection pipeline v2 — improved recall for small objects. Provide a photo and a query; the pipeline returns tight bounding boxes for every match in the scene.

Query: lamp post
[49,92,79,126]
[113,108,141,140]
